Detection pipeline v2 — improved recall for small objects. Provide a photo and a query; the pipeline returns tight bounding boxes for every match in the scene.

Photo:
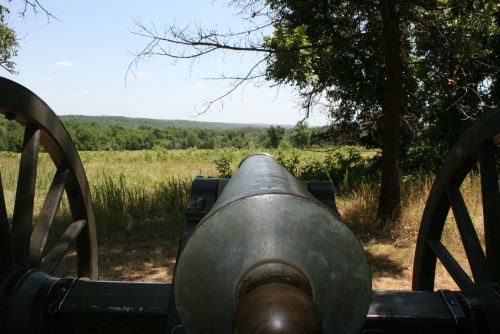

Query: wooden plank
[11,125,40,267]
[42,219,87,274]
[0,171,13,271]
[428,239,474,290]
[446,185,487,283]
[30,168,69,267]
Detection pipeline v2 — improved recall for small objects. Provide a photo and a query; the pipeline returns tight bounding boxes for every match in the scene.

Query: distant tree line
[1,116,475,180]
[58,115,267,130]
[0,118,322,151]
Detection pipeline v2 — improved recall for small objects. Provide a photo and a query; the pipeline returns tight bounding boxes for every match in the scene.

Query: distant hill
[58,115,293,130]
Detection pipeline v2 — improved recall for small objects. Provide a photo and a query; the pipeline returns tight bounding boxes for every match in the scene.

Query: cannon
[0,77,499,333]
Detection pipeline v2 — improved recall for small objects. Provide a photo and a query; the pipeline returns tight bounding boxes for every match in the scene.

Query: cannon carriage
[0,77,499,333]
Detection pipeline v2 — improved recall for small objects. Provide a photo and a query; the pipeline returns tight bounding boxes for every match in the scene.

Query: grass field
[0,148,485,290]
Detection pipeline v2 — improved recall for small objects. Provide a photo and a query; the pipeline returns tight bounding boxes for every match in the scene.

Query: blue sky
[2,1,329,126]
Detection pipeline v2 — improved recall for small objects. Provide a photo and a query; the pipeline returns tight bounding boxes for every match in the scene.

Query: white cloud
[194,83,205,89]
[136,72,154,78]
[72,90,88,98]
[40,77,55,82]
[56,61,73,67]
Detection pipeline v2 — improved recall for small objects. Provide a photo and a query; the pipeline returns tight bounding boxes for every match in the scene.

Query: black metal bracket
[187,177,340,223]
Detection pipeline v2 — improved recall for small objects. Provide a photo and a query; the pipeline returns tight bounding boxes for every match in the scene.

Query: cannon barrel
[174,153,372,334]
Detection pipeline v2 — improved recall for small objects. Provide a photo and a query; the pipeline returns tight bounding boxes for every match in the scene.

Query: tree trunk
[378,1,402,223]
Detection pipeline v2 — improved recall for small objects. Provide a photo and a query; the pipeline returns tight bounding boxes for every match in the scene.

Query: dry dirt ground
[55,223,459,291]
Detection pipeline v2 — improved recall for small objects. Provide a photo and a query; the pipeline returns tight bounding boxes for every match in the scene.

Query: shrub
[325,147,378,194]
[213,148,236,178]
[143,150,153,162]
[276,148,301,176]
[154,146,169,162]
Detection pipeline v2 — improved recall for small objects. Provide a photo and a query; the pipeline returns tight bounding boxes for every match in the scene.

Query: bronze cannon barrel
[174,153,371,333]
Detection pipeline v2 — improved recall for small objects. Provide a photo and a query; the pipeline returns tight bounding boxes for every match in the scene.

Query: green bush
[143,150,153,162]
[213,148,236,178]
[297,147,378,195]
[326,147,378,193]
[276,148,301,176]
[154,146,169,162]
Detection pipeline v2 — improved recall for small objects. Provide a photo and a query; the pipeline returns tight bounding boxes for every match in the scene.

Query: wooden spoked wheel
[0,77,98,279]
[413,108,500,291]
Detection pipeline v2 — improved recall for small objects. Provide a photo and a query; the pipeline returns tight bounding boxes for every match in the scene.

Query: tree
[291,121,311,148]
[0,1,54,73]
[129,0,499,222]
[263,0,447,221]
[266,125,285,148]
[0,5,18,73]
[404,1,500,171]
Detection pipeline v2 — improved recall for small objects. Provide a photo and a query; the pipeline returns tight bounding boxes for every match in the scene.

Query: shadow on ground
[53,215,184,282]
[365,249,406,279]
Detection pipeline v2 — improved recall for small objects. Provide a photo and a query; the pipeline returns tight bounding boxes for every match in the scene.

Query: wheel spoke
[446,185,488,283]
[11,125,40,267]
[428,239,474,289]
[41,219,87,274]
[29,168,70,268]
[0,171,14,271]
[479,140,500,281]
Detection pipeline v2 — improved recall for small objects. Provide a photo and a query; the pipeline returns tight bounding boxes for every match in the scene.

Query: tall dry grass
[337,171,485,290]
[337,172,483,242]
[0,150,217,241]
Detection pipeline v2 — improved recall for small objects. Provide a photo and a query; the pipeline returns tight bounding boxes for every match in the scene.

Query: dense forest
[0,116,320,151]
[58,115,285,130]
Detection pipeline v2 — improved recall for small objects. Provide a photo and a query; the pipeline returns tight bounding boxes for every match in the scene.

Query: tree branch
[128,18,336,116]
[195,54,271,114]
[20,1,57,21]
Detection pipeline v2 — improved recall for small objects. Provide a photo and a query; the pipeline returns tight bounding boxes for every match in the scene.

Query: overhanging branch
[128,19,336,116]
